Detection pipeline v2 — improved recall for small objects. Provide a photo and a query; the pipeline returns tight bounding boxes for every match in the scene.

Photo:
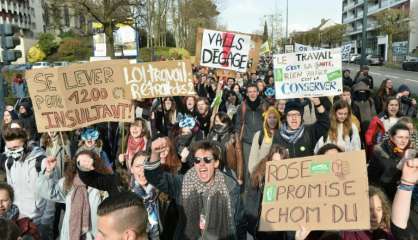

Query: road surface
[343,63,418,94]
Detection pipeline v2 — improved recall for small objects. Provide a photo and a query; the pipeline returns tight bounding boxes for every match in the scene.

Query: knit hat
[398,84,410,93]
[284,101,304,115]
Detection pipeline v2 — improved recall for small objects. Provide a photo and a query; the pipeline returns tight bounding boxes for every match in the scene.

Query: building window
[64,5,70,27]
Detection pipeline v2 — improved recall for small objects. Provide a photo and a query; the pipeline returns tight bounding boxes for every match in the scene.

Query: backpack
[5,146,44,173]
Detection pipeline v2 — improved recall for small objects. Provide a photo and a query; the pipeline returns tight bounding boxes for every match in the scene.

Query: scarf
[181,169,234,239]
[208,124,231,144]
[247,97,261,111]
[279,122,305,144]
[127,136,146,163]
[13,77,24,84]
[0,204,19,221]
[69,174,91,240]
[132,182,160,228]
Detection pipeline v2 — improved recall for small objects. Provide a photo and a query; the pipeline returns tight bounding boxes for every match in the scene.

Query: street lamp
[360,0,368,68]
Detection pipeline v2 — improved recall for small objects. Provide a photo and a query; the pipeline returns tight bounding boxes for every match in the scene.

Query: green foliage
[168,48,190,59]
[38,33,59,56]
[375,8,410,64]
[27,45,46,63]
[54,38,92,62]
[320,25,346,47]
[138,47,190,62]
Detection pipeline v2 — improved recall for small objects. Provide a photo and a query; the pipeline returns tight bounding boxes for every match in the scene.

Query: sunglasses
[193,156,215,164]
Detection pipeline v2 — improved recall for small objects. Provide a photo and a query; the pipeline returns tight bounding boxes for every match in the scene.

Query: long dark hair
[251,145,289,187]
[376,79,394,97]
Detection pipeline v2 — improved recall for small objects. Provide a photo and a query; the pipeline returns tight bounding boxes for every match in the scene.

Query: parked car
[32,62,50,69]
[52,61,69,68]
[402,58,418,71]
[354,55,384,65]
[350,54,360,63]
[368,55,384,65]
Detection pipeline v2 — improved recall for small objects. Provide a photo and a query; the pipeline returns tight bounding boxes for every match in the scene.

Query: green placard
[326,70,342,82]
[274,68,283,82]
[263,185,277,202]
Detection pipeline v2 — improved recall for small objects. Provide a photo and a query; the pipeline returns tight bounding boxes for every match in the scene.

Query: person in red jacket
[365,97,401,160]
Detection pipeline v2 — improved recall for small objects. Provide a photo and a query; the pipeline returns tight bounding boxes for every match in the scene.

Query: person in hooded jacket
[207,112,244,184]
[17,102,38,143]
[351,81,377,143]
[0,128,50,238]
[272,98,329,158]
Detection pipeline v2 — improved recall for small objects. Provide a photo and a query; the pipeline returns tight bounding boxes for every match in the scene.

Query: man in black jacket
[273,98,330,158]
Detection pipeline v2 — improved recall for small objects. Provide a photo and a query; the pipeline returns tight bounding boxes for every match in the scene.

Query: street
[343,63,418,94]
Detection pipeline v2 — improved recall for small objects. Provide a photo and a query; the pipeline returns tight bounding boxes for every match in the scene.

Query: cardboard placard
[195,27,262,73]
[215,69,237,80]
[26,60,134,132]
[123,60,196,99]
[259,151,370,231]
[273,48,343,99]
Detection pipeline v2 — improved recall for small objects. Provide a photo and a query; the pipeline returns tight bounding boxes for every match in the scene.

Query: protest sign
[26,60,134,132]
[294,43,323,53]
[260,41,271,55]
[259,151,370,231]
[195,28,262,73]
[216,69,237,80]
[341,43,352,61]
[123,60,195,99]
[284,45,294,53]
[273,48,343,99]
[199,29,251,72]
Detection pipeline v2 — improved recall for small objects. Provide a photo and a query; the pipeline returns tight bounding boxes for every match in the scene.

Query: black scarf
[247,97,261,111]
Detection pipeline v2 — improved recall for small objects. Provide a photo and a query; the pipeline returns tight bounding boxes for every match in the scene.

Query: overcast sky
[218,0,342,35]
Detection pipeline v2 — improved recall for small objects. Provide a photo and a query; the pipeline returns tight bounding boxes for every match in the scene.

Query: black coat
[368,140,402,200]
[272,110,330,158]
[234,98,267,144]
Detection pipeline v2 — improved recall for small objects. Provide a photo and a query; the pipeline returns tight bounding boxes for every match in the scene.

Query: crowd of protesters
[0,55,417,240]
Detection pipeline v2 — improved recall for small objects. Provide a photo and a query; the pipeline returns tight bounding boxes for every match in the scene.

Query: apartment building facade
[342,0,418,62]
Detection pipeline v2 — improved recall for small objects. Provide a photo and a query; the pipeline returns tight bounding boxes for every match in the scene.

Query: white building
[342,0,418,62]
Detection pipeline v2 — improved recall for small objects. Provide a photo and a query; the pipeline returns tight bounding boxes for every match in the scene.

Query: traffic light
[0,24,22,64]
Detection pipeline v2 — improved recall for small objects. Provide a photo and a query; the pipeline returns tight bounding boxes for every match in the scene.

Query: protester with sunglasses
[144,139,246,239]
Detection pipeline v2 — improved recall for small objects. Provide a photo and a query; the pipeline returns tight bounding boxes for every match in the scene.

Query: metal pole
[360,0,368,67]
[0,64,5,123]
[135,19,141,63]
[285,0,288,43]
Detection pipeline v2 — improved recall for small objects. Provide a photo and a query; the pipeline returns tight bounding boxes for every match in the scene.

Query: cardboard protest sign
[123,60,195,99]
[26,60,134,132]
[273,48,343,99]
[215,69,237,80]
[259,151,370,231]
[195,28,262,73]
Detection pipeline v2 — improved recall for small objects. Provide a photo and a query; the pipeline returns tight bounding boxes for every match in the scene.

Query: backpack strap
[239,101,247,139]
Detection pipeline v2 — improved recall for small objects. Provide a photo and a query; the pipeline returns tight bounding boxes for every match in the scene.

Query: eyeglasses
[193,156,215,164]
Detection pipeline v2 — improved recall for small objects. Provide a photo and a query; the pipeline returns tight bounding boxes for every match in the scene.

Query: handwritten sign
[195,28,262,73]
[26,60,134,132]
[295,43,323,52]
[259,151,370,231]
[273,48,343,99]
[341,43,352,61]
[123,60,195,99]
